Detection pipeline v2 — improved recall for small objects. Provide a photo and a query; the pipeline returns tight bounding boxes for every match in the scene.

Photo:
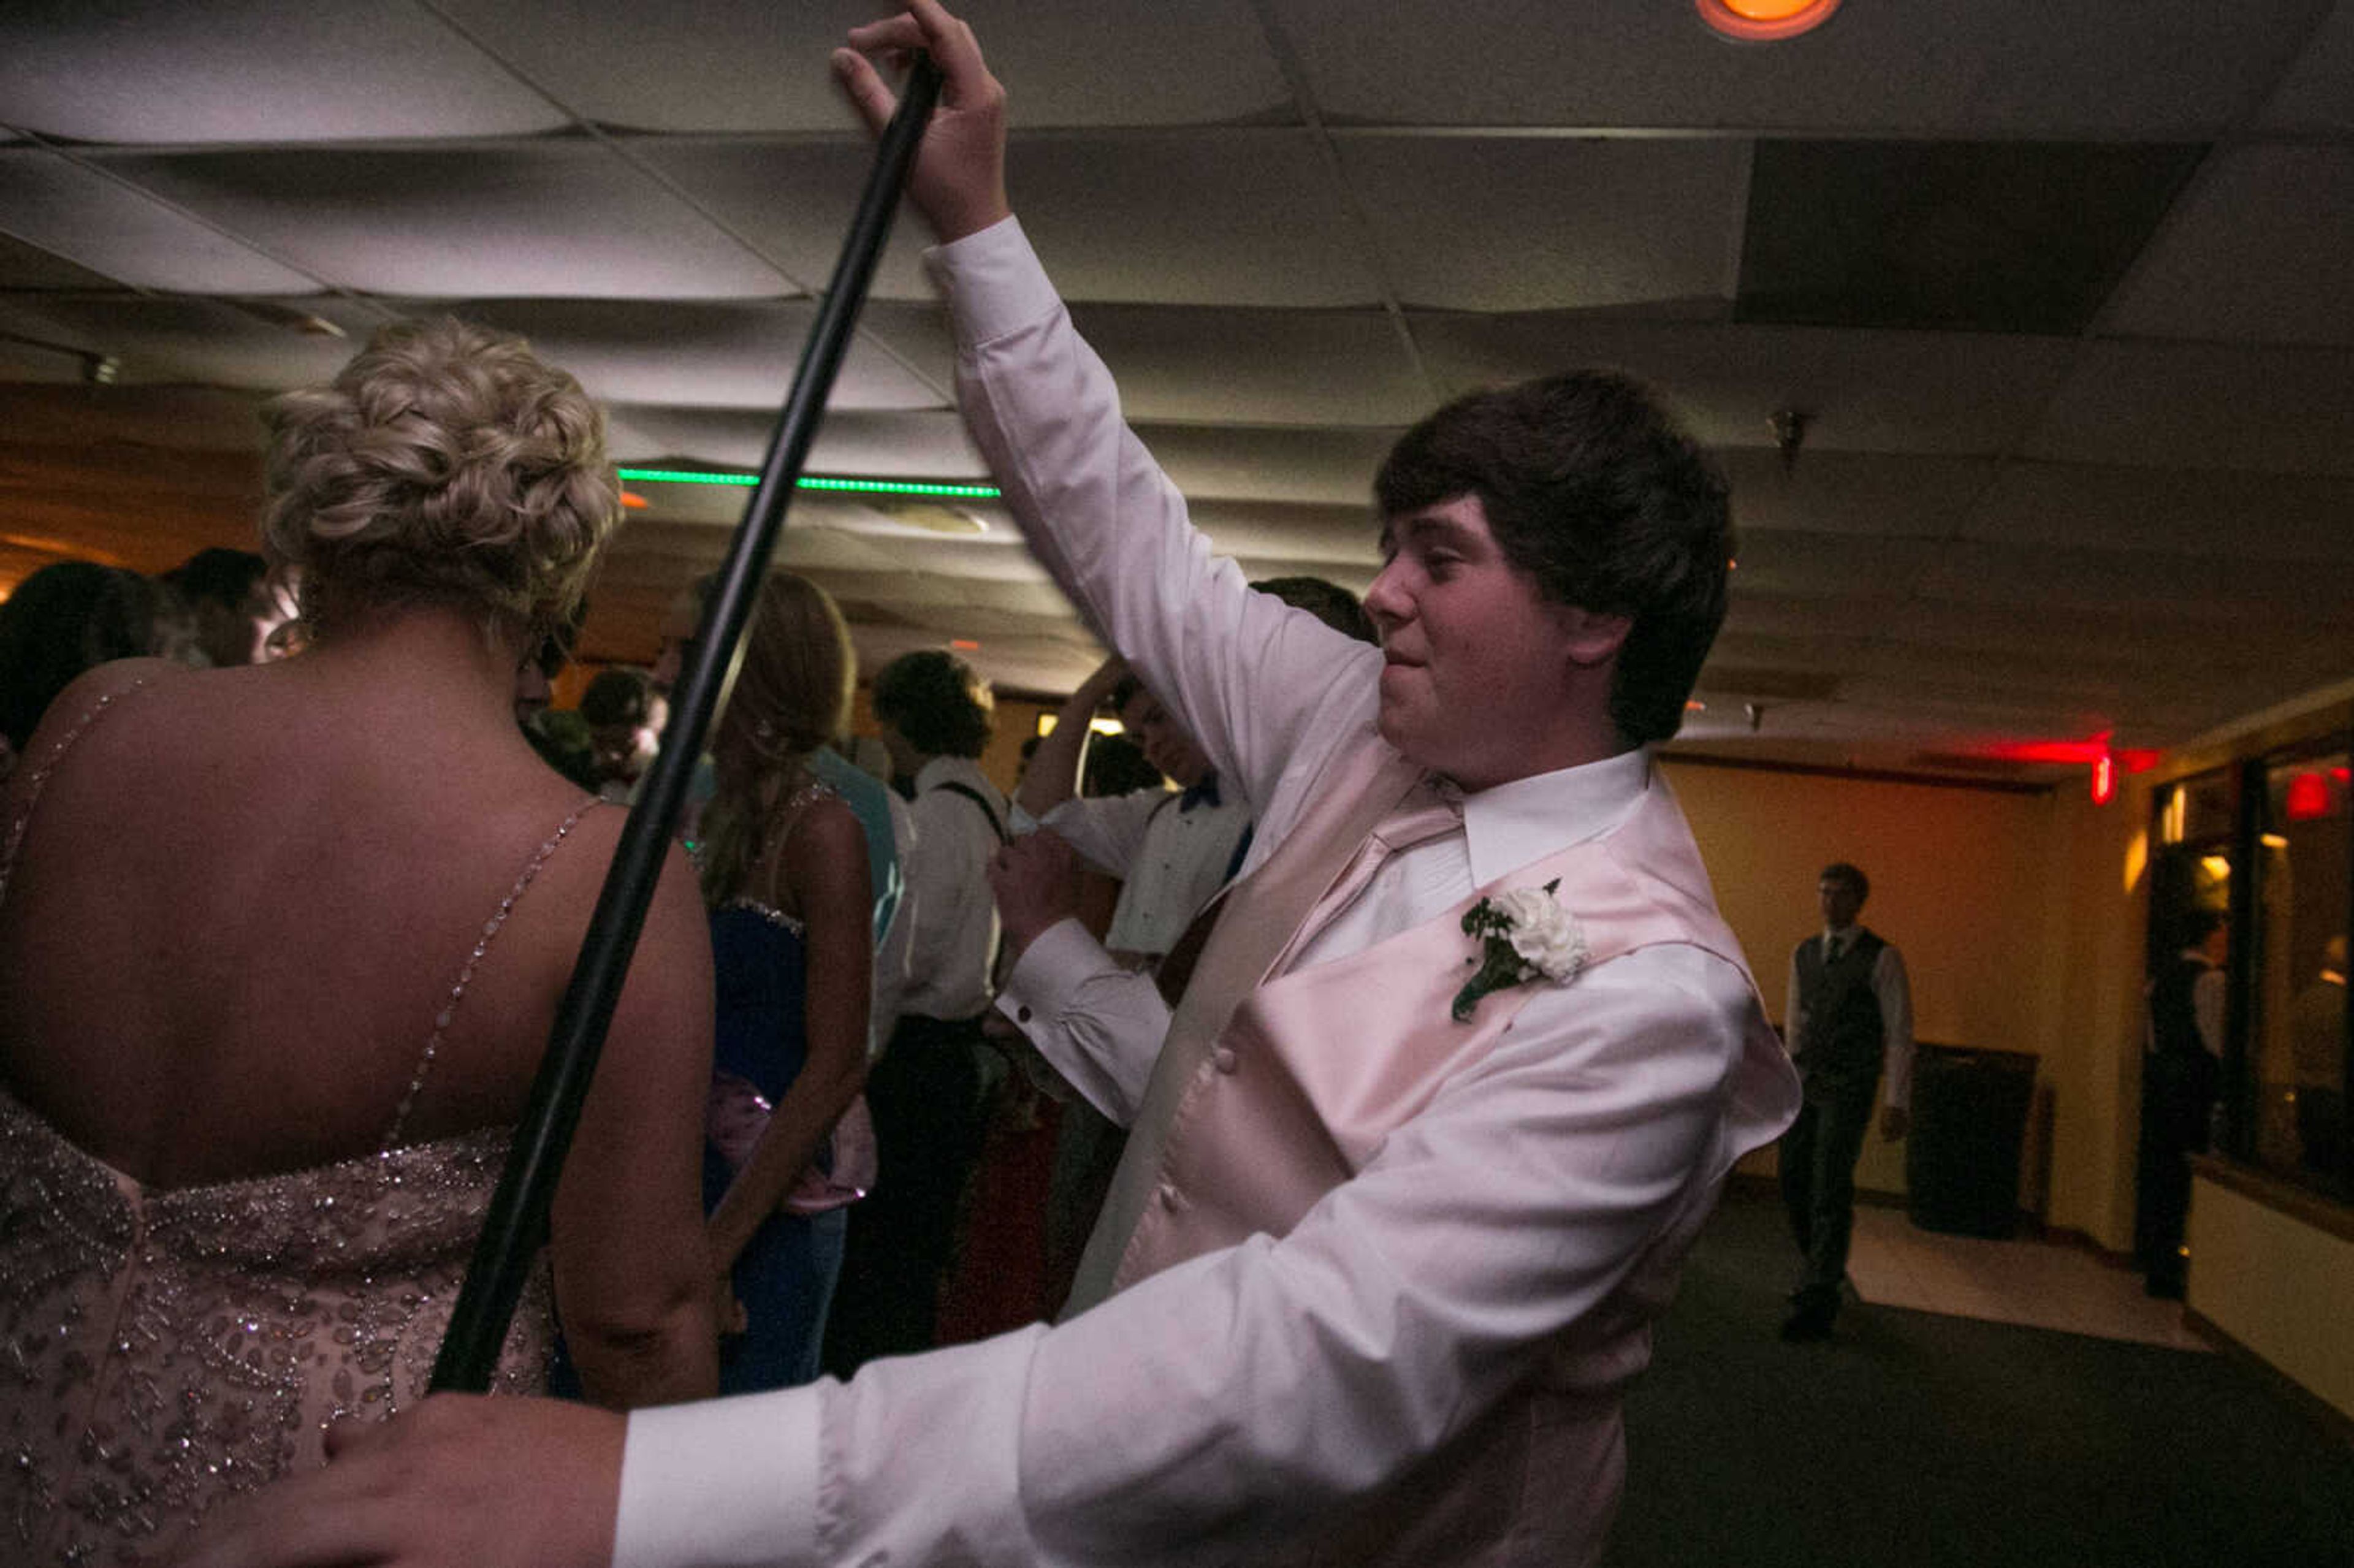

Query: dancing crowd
[1,6,1806,1566]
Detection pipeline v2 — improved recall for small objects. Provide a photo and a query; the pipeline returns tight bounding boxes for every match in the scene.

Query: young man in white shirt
[177,7,1796,1566]
[823,647,1008,1372]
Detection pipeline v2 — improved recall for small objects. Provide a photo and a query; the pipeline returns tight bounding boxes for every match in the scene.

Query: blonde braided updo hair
[261,316,619,647]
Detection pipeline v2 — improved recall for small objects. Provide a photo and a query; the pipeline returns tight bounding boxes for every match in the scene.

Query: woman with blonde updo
[0,317,717,1565]
[695,571,874,1392]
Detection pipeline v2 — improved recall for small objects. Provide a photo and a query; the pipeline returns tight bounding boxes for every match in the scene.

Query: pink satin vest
[1070,730,1788,1567]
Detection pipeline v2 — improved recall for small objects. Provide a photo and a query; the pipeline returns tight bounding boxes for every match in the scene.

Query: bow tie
[1178,774,1222,812]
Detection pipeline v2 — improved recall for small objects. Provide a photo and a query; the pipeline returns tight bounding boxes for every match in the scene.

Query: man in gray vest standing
[1780,861,1913,1341]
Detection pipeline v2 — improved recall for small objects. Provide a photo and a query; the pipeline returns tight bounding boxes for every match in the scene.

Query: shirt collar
[1178,772,1221,812]
[1460,744,1651,891]
[914,755,986,794]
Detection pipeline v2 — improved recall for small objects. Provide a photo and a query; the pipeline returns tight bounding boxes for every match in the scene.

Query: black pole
[432,56,945,1393]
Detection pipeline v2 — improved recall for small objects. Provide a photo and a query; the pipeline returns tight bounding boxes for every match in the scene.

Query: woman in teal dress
[697,573,874,1390]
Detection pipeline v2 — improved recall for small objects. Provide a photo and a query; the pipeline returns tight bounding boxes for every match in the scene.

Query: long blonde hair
[698,573,855,906]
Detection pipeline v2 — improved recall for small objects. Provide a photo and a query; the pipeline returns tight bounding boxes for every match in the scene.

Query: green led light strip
[617,467,1000,500]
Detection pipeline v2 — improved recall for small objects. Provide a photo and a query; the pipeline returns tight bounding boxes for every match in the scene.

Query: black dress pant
[1779,1074,1878,1306]
[2135,1049,2216,1292]
[822,1013,992,1375]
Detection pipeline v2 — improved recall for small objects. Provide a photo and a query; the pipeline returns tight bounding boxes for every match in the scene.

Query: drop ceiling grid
[2019,338,2354,476]
[2095,142,2354,348]
[1960,463,2354,562]
[1333,134,1749,314]
[0,149,322,295]
[1908,539,2354,626]
[0,293,383,390]
[2258,0,2354,131]
[82,142,796,300]
[1061,302,1430,426]
[1414,313,2079,455]
[426,0,1293,134]
[1721,451,1992,542]
[392,296,939,412]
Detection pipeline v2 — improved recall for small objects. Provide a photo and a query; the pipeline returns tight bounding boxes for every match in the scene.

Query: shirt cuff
[924,215,1059,349]
[996,916,1108,1029]
[613,1389,821,1568]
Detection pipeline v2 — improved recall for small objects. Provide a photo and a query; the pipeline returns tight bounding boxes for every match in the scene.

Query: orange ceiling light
[1696,0,1843,42]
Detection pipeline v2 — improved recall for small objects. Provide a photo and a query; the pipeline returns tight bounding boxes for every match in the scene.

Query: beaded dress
[0,678,583,1564]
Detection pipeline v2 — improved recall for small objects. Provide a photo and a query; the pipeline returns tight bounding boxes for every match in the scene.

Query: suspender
[929,779,1008,845]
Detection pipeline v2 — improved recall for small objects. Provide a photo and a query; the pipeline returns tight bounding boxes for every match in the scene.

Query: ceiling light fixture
[615,466,1001,501]
[1696,0,1842,43]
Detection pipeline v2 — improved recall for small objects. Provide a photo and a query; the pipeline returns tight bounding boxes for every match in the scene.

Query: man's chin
[1374,701,1436,772]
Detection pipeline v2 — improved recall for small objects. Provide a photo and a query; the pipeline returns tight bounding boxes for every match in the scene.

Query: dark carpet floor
[1604,1190,2354,1568]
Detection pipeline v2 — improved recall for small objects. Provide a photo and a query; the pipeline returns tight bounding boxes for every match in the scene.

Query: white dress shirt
[1038,785,1249,957]
[615,217,1791,1568]
[1784,926,1916,1109]
[996,784,1249,1115]
[894,755,1005,1022]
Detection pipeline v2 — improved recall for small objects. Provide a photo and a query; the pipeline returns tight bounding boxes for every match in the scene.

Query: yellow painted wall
[1658,758,2076,1198]
[2188,1178,2354,1420]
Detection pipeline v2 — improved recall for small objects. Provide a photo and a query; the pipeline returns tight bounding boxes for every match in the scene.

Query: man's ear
[1557,607,1632,668]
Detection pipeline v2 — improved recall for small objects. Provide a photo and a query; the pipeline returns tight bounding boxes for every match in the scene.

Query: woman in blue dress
[696,573,874,1391]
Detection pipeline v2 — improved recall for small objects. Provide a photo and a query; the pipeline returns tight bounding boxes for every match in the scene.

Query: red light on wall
[948,638,980,652]
[2090,752,2116,806]
[2284,771,2332,823]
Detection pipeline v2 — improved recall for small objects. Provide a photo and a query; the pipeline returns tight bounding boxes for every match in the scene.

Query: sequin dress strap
[0,672,158,911]
[381,796,605,1149]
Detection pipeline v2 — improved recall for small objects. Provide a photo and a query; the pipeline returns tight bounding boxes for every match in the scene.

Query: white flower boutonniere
[1452,877,1587,1023]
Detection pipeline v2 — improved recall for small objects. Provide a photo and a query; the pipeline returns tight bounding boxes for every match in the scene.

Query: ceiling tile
[436,298,945,410]
[1737,140,2203,334]
[429,0,1289,132]
[2098,143,2354,348]
[1339,134,1748,313]
[1135,423,1400,506]
[0,148,322,293]
[2022,339,2354,476]
[0,232,129,291]
[1010,133,1384,308]
[93,142,791,299]
[1415,316,2076,455]
[605,405,985,474]
[645,131,1384,308]
[1965,461,2354,561]
[1067,303,1430,425]
[2259,0,2354,132]
[0,295,384,390]
[0,1,568,143]
[1721,451,1991,540]
[1718,531,1943,600]
[1182,501,1377,570]
[1910,539,2354,622]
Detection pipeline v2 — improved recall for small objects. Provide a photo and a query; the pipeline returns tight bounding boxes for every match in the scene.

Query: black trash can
[1905,1045,2038,1238]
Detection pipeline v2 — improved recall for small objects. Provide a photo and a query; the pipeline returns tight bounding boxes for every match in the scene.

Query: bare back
[2,650,635,1183]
